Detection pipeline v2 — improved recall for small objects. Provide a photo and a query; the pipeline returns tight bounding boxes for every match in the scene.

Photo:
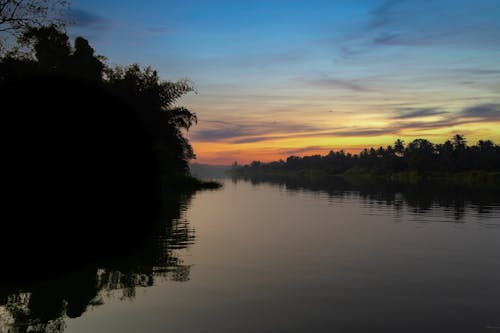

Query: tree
[1,24,104,81]
[70,36,105,81]
[105,64,197,173]
[406,138,433,153]
[0,0,67,50]
[452,134,467,151]
[2,26,198,176]
[477,139,494,152]
[19,23,70,71]
[394,138,405,157]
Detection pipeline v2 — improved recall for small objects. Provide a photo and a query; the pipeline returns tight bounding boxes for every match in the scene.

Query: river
[1,177,499,333]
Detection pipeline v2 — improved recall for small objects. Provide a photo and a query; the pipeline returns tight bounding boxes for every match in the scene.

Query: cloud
[333,129,388,137]
[392,119,469,132]
[304,76,373,92]
[192,103,500,146]
[367,0,399,30]
[372,32,400,45]
[194,51,308,71]
[191,120,321,142]
[390,103,500,132]
[454,69,500,75]
[68,8,109,30]
[231,136,279,144]
[276,146,330,156]
[192,117,392,145]
[238,126,405,144]
[336,0,500,55]
[145,26,169,34]
[392,108,448,119]
[233,52,307,68]
[198,126,389,145]
[460,103,500,120]
[371,28,500,48]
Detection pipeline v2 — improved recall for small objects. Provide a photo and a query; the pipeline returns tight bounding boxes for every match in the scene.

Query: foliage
[105,64,197,172]
[230,135,500,186]
[0,25,199,176]
[1,24,104,80]
[0,0,67,51]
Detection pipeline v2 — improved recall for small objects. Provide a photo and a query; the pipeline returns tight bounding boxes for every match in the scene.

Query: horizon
[69,0,500,164]
[189,134,494,167]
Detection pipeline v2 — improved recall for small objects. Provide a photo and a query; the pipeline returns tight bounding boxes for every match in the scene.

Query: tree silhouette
[477,140,494,152]
[452,134,467,151]
[1,26,198,174]
[0,19,217,333]
[0,25,205,280]
[0,24,106,82]
[19,23,70,71]
[0,0,67,51]
[70,36,104,81]
[105,64,197,173]
[230,135,500,186]
[394,138,405,157]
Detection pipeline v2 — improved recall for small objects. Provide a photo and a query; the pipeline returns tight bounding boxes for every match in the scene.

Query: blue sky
[69,0,500,163]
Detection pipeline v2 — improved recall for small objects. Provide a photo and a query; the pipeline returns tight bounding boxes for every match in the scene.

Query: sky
[69,0,500,164]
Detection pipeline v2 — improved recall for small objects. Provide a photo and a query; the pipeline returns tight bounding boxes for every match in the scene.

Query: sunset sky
[69,0,500,164]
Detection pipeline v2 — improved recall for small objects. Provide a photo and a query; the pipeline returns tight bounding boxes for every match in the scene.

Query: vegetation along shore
[228,135,500,189]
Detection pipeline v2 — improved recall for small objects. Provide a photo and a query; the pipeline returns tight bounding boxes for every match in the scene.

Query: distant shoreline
[228,168,500,190]
[227,136,500,190]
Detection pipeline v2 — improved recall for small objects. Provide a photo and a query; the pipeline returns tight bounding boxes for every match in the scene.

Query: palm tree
[394,139,405,157]
[452,134,467,151]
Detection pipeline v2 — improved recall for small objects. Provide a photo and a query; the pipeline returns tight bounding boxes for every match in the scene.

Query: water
[1,177,500,333]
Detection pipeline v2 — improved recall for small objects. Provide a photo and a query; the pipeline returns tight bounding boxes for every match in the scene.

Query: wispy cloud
[145,26,169,34]
[391,104,500,131]
[194,121,390,145]
[337,0,500,62]
[192,103,500,146]
[230,128,389,144]
[191,120,321,142]
[392,108,448,120]
[392,119,470,132]
[367,0,399,31]
[460,103,500,119]
[188,51,308,72]
[307,77,373,92]
[276,146,330,156]
[447,69,500,76]
[299,73,375,92]
[372,32,399,45]
[68,8,109,30]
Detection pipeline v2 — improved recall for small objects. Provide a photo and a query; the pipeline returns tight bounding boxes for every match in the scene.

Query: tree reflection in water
[234,174,500,223]
[0,189,196,333]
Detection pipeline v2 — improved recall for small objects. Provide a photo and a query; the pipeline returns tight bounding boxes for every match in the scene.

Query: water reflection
[2,176,499,333]
[0,189,196,333]
[232,174,500,225]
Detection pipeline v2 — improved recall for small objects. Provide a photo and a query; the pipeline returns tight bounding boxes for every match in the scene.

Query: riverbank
[228,167,500,190]
[161,173,223,190]
[344,167,500,189]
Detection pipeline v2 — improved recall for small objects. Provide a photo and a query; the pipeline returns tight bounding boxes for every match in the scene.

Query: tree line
[230,135,500,179]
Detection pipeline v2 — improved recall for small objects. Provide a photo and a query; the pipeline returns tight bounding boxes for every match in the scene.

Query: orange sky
[186,96,500,165]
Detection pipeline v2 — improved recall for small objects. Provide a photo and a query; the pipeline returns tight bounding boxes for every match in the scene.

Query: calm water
[1,177,500,333]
